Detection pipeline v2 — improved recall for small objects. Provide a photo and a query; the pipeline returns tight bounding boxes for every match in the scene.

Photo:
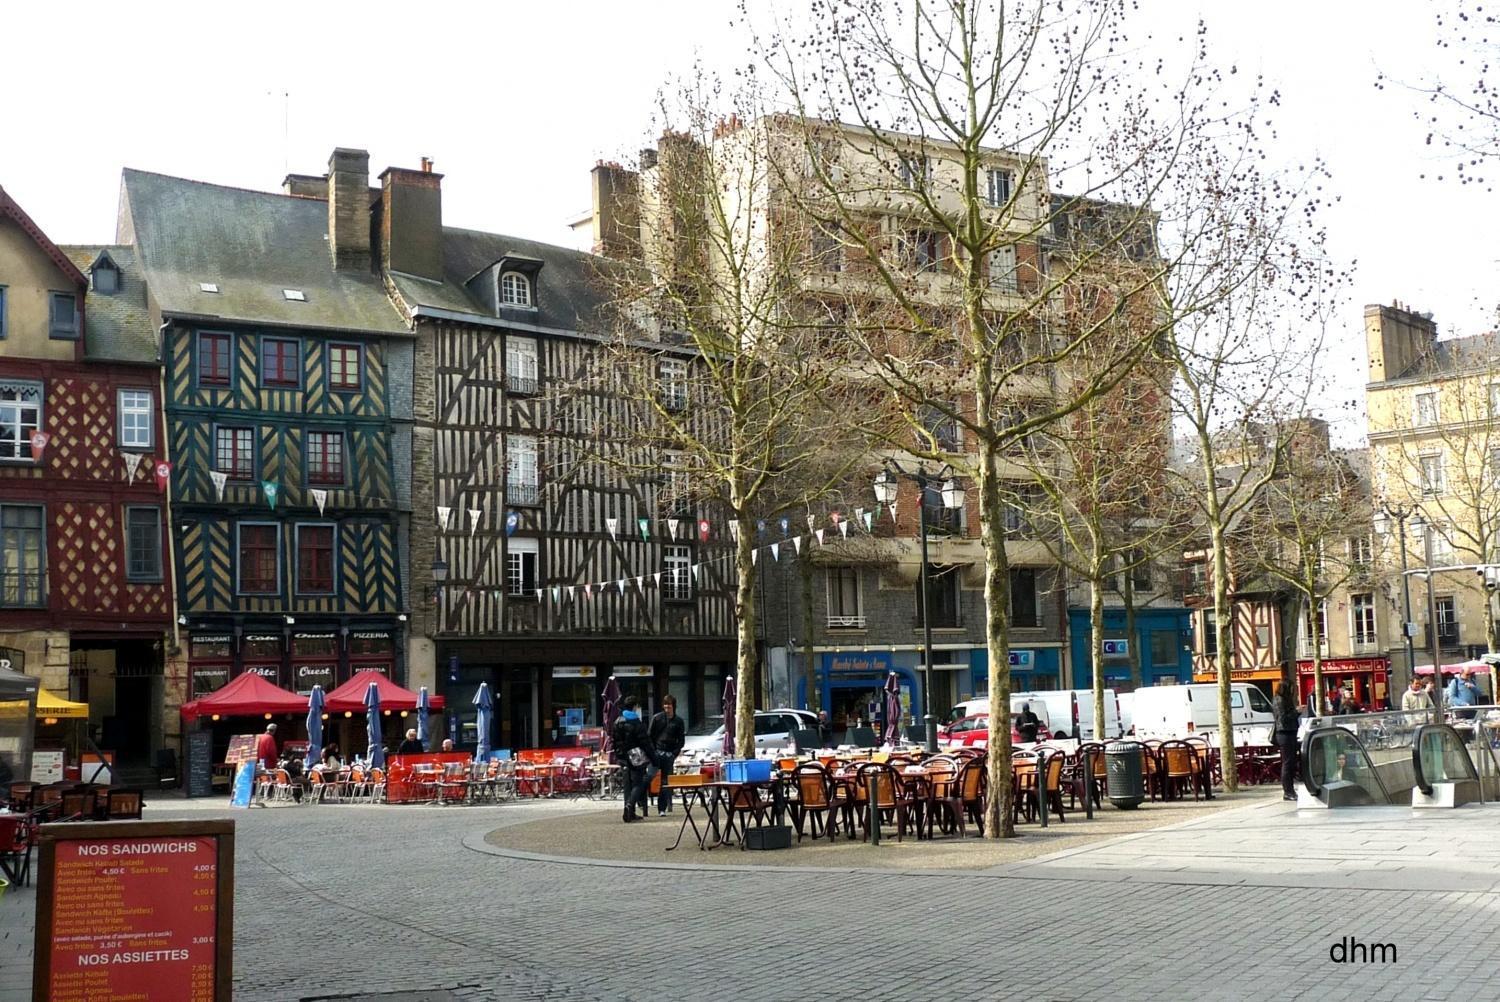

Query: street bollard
[1037,749,1048,828]
[868,771,881,845]
[1083,745,1094,820]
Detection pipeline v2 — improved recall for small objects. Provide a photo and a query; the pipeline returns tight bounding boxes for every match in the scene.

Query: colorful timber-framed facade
[0,187,174,773]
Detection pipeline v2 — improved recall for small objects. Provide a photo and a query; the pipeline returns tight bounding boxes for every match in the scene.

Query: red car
[938,713,1051,747]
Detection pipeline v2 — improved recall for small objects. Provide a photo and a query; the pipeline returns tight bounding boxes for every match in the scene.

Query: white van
[1130,683,1274,742]
[1117,691,1135,735]
[949,696,1053,735]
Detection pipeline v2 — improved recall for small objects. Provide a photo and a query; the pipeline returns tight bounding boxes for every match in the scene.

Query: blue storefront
[969,645,1064,694]
[799,651,924,732]
[1066,607,1193,688]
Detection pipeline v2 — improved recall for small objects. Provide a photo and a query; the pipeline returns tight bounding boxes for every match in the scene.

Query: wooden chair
[59,789,94,821]
[852,763,919,841]
[1160,741,1204,801]
[725,783,775,847]
[6,782,37,814]
[789,764,838,842]
[104,789,143,820]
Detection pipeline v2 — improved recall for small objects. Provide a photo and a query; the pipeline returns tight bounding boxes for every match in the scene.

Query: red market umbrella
[1414,660,1488,676]
[180,672,306,719]
[325,671,446,714]
[722,674,737,757]
[602,676,622,763]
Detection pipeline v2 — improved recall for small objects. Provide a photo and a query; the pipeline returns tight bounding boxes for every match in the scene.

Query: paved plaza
[3,794,1497,1001]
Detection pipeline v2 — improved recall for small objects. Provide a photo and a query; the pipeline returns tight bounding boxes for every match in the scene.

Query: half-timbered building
[0,187,173,775]
[116,156,414,709]
[371,160,736,746]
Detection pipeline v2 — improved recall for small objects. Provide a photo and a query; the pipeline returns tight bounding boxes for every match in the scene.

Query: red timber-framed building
[0,186,174,776]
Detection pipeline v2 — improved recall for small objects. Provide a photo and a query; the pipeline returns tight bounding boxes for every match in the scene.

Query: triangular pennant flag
[888,503,898,523]
[816,528,826,545]
[692,564,702,583]
[793,536,803,554]
[862,511,873,532]
[806,514,817,531]
[752,549,758,565]
[121,452,144,482]
[855,507,866,523]
[210,470,228,502]
[653,571,663,584]
[154,461,173,493]
[617,579,628,594]
[535,588,543,601]
[638,517,650,540]
[262,480,279,509]
[469,509,482,537]
[606,517,618,539]
[838,521,849,538]
[29,431,49,461]
[729,521,740,542]
[634,576,644,589]
[770,542,780,561]
[584,584,594,599]
[552,586,562,602]
[437,506,452,530]
[668,518,680,539]
[311,488,328,516]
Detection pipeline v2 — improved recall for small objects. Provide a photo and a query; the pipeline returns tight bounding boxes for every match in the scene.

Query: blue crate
[722,759,773,784]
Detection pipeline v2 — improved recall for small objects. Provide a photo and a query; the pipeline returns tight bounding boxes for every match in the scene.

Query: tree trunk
[978,445,1016,838]
[800,551,818,712]
[733,515,758,760]
[1123,570,1142,688]
[1091,579,1107,740]
[1209,517,1240,791]
[1309,596,1326,715]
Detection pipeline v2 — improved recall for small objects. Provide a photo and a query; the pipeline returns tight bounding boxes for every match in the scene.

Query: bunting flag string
[770,542,780,561]
[606,517,618,539]
[728,521,740,542]
[816,528,826,545]
[888,503,898,523]
[437,506,452,531]
[154,460,173,494]
[862,511,873,532]
[469,508,482,537]
[668,518,681,539]
[698,518,711,542]
[792,536,802,554]
[121,452,144,483]
[838,520,849,538]
[210,470,228,502]
[806,514,817,532]
[637,517,650,540]
[262,480,279,509]
[311,488,327,516]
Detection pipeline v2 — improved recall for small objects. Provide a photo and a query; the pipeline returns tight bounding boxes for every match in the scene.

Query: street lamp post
[875,464,964,752]
[1376,503,1419,706]
[1415,514,1444,725]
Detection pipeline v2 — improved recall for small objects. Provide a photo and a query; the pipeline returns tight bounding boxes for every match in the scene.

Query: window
[1420,453,1445,496]
[1348,534,1373,568]
[306,430,345,486]
[49,292,78,339]
[1010,568,1045,628]
[1149,629,1179,668]
[826,567,862,627]
[922,481,963,535]
[1129,549,1152,591]
[900,228,943,273]
[500,272,533,308]
[987,245,1018,292]
[925,566,962,628]
[1490,383,1500,418]
[662,451,692,518]
[1435,595,1459,644]
[1491,448,1500,487]
[261,338,300,387]
[328,343,362,391]
[214,426,255,480]
[898,154,931,189]
[1201,610,1219,655]
[1001,483,1044,539]
[198,332,231,387]
[296,525,335,594]
[506,538,539,596]
[1351,592,1377,647]
[117,389,153,449]
[507,434,539,506]
[237,523,280,595]
[0,381,43,462]
[1428,520,1455,565]
[506,337,539,395]
[1413,390,1439,427]
[660,358,688,410]
[124,506,162,582]
[810,225,843,272]
[918,402,962,452]
[664,545,692,601]
[1301,600,1328,655]
[0,286,7,338]
[93,264,118,295]
[986,168,1013,207]
[0,504,45,607]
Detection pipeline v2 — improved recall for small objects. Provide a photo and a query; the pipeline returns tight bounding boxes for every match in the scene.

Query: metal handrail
[1299,724,1395,804]
[1410,723,1479,796]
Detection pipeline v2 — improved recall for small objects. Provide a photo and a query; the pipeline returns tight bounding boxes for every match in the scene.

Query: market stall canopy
[37,689,89,719]
[324,671,446,714]
[180,672,308,719]
[1413,660,1491,676]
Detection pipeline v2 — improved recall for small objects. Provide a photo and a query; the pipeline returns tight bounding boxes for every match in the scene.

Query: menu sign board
[223,734,257,766]
[34,820,234,1002]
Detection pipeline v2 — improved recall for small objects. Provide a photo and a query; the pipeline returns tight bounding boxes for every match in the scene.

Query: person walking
[1271,681,1301,802]
[647,695,687,815]
[1016,703,1041,744]
[1401,677,1428,712]
[611,696,651,822]
[816,710,835,748]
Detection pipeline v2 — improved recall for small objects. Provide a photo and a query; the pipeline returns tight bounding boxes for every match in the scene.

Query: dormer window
[500,272,532,308]
[93,264,118,295]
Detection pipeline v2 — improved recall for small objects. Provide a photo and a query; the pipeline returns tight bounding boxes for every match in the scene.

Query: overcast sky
[3,2,1491,441]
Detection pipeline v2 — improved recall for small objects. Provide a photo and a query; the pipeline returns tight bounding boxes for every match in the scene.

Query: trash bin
[1105,742,1145,809]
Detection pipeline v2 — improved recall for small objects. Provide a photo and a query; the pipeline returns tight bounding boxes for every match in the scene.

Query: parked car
[680,708,818,754]
[949,697,1054,735]
[938,713,1052,747]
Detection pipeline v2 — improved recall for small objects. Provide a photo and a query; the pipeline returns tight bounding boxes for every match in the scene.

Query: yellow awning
[37,689,90,719]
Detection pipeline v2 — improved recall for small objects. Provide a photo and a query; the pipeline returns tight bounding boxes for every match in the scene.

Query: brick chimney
[378,163,444,282]
[589,162,639,259]
[327,148,371,271]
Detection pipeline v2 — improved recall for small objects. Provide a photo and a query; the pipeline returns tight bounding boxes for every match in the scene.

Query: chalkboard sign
[186,731,214,798]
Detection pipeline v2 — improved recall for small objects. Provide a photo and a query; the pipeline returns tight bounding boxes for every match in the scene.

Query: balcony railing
[506,482,542,507]
[827,615,866,629]
[506,374,539,396]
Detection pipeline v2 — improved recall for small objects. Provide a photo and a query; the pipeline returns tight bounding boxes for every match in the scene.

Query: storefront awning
[324,671,446,714]
[180,671,308,719]
[37,689,89,720]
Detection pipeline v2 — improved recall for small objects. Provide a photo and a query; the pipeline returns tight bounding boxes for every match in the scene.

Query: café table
[665,781,719,852]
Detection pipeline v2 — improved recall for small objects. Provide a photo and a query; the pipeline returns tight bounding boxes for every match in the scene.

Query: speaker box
[743,824,792,850]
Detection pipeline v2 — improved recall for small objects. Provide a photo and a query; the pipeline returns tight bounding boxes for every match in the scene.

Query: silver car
[681,709,818,754]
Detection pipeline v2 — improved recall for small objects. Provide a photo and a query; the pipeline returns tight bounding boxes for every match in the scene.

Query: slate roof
[59,244,159,365]
[389,227,612,335]
[118,169,411,336]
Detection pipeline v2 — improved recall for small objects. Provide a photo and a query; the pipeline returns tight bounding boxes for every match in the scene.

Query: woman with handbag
[612,696,652,822]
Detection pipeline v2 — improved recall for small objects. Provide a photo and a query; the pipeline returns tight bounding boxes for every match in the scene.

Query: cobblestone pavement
[4,796,1497,1002]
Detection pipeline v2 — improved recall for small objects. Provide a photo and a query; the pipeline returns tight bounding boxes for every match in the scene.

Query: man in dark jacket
[647,695,687,815]
[1272,680,1301,801]
[612,696,651,822]
[395,729,425,756]
[1016,704,1041,744]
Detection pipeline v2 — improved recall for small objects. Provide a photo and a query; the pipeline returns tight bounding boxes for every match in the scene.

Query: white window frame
[660,358,688,410]
[1419,452,1445,496]
[898,154,931,189]
[826,566,863,628]
[1350,592,1377,648]
[987,245,1018,293]
[1489,383,1500,418]
[663,544,693,601]
[1429,520,1455,565]
[506,537,539,597]
[117,388,153,450]
[0,380,44,463]
[986,167,1013,207]
[500,271,533,308]
[506,434,539,505]
[1413,389,1439,427]
[506,336,539,394]
[1299,599,1329,657]
[1348,534,1373,567]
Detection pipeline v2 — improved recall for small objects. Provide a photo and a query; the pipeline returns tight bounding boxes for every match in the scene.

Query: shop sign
[292,663,336,694]
[243,664,280,682]
[33,820,234,1002]
[244,635,280,643]
[1008,650,1033,668]
[826,652,892,673]
[191,666,231,696]
[611,665,654,677]
[1102,639,1130,657]
[352,631,390,640]
[358,662,392,678]
[192,634,232,645]
[553,666,596,678]
[293,632,336,640]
